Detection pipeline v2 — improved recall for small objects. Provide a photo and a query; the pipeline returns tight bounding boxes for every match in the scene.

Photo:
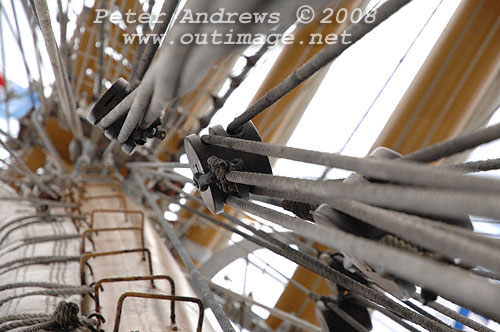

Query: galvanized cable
[229,170,500,226]
[320,0,444,179]
[0,313,48,325]
[149,175,459,331]
[199,42,273,131]
[0,138,59,199]
[403,299,447,326]
[226,0,411,134]
[95,0,106,96]
[0,287,93,308]
[413,295,495,332]
[0,318,48,332]
[0,213,84,235]
[0,256,80,271]
[404,121,500,163]
[179,199,441,330]
[449,158,500,173]
[129,0,181,89]
[322,299,371,332]
[159,180,317,256]
[126,161,190,169]
[353,295,421,332]
[131,172,236,332]
[326,199,500,273]
[0,282,87,292]
[0,128,25,149]
[31,112,67,172]
[0,218,82,247]
[157,180,456,331]
[31,0,82,137]
[201,134,500,194]
[199,197,455,331]
[25,0,49,115]
[0,234,80,257]
[128,0,154,89]
[470,268,500,281]
[138,168,195,184]
[0,197,75,208]
[9,0,35,107]
[226,196,500,321]
[208,280,322,332]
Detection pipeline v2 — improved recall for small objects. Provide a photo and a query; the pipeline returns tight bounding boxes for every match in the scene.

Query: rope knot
[207,156,243,195]
[282,200,316,221]
[51,301,80,329]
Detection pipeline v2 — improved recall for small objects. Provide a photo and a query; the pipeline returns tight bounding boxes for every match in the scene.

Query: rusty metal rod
[132,172,236,332]
[113,292,203,332]
[93,275,176,325]
[80,248,154,285]
[80,227,144,255]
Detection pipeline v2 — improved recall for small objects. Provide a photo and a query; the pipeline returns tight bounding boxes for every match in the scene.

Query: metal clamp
[87,78,166,154]
[184,121,272,214]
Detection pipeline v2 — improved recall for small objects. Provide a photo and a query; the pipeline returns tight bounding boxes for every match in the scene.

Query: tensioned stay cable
[199,201,455,331]
[320,0,444,179]
[226,0,411,134]
[159,180,456,332]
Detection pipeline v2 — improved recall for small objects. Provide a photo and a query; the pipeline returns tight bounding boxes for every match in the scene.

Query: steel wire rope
[226,0,411,134]
[156,179,456,332]
[320,0,444,179]
[131,173,237,332]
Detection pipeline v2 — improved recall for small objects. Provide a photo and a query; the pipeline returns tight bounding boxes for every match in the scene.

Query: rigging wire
[0,4,11,134]
[226,0,411,134]
[320,0,444,179]
[155,178,457,332]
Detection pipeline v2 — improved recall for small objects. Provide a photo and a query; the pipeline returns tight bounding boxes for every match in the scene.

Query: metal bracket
[184,121,272,214]
[87,78,166,154]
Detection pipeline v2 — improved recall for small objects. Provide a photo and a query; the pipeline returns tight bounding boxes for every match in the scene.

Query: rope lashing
[0,301,102,332]
[206,156,243,195]
[282,200,317,221]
